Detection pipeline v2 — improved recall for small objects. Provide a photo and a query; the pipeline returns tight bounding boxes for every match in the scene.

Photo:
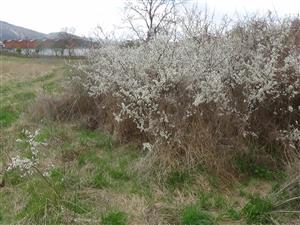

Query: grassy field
[0,55,297,225]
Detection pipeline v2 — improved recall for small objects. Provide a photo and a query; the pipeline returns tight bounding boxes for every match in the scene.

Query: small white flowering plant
[6,129,49,177]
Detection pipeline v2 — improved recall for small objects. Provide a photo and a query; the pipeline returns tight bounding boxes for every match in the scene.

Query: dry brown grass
[0,56,64,84]
[30,79,295,183]
[78,188,150,225]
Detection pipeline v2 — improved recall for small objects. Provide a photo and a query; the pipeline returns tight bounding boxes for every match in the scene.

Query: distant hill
[47,32,80,40]
[0,21,83,40]
[0,21,47,40]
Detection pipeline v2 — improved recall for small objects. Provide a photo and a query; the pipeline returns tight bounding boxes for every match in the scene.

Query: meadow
[0,53,299,224]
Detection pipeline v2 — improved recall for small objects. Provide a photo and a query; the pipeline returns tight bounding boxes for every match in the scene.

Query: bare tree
[124,0,183,41]
[35,40,44,55]
[50,27,77,56]
[59,27,77,56]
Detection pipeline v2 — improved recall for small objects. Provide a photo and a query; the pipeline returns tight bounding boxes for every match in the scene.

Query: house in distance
[2,38,91,56]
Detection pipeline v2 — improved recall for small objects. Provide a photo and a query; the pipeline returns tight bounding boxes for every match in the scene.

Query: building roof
[2,38,89,49]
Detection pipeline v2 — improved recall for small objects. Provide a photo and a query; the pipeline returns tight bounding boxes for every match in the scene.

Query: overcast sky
[1,0,299,37]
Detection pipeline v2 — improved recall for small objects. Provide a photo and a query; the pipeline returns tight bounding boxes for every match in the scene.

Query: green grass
[234,145,285,181]
[242,195,273,224]
[43,81,61,93]
[0,85,12,95]
[224,208,241,221]
[63,200,89,215]
[166,170,193,190]
[91,172,110,189]
[181,205,215,225]
[1,80,35,95]
[16,177,64,223]
[0,55,292,225]
[0,106,19,128]
[0,212,3,224]
[101,211,128,225]
[77,128,113,151]
[13,91,35,102]
[33,72,56,83]
[4,170,23,186]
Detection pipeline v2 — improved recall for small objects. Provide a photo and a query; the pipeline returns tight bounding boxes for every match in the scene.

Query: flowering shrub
[6,129,50,177]
[71,15,300,174]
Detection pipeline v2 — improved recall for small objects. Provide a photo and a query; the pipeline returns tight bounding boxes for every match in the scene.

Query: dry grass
[29,83,288,181]
[0,56,64,84]
[80,188,150,225]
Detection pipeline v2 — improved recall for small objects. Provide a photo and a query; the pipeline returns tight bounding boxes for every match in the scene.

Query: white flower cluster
[74,16,300,154]
[6,156,35,176]
[279,127,300,149]
[143,142,153,152]
[7,129,47,177]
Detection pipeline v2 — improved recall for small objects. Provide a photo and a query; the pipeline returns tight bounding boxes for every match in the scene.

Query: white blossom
[143,143,153,152]
[72,16,300,155]
[6,129,49,177]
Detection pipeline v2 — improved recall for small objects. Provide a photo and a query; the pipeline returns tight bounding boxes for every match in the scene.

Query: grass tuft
[166,171,193,190]
[101,211,128,225]
[91,173,110,189]
[0,106,19,128]
[242,195,273,224]
[181,205,215,225]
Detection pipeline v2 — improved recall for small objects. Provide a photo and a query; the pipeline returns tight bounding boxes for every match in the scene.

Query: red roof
[3,39,38,49]
[2,39,84,49]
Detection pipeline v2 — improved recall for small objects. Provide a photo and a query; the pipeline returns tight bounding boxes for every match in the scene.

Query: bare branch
[124,0,183,41]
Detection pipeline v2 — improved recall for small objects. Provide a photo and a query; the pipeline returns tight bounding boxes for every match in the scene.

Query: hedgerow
[40,14,300,176]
